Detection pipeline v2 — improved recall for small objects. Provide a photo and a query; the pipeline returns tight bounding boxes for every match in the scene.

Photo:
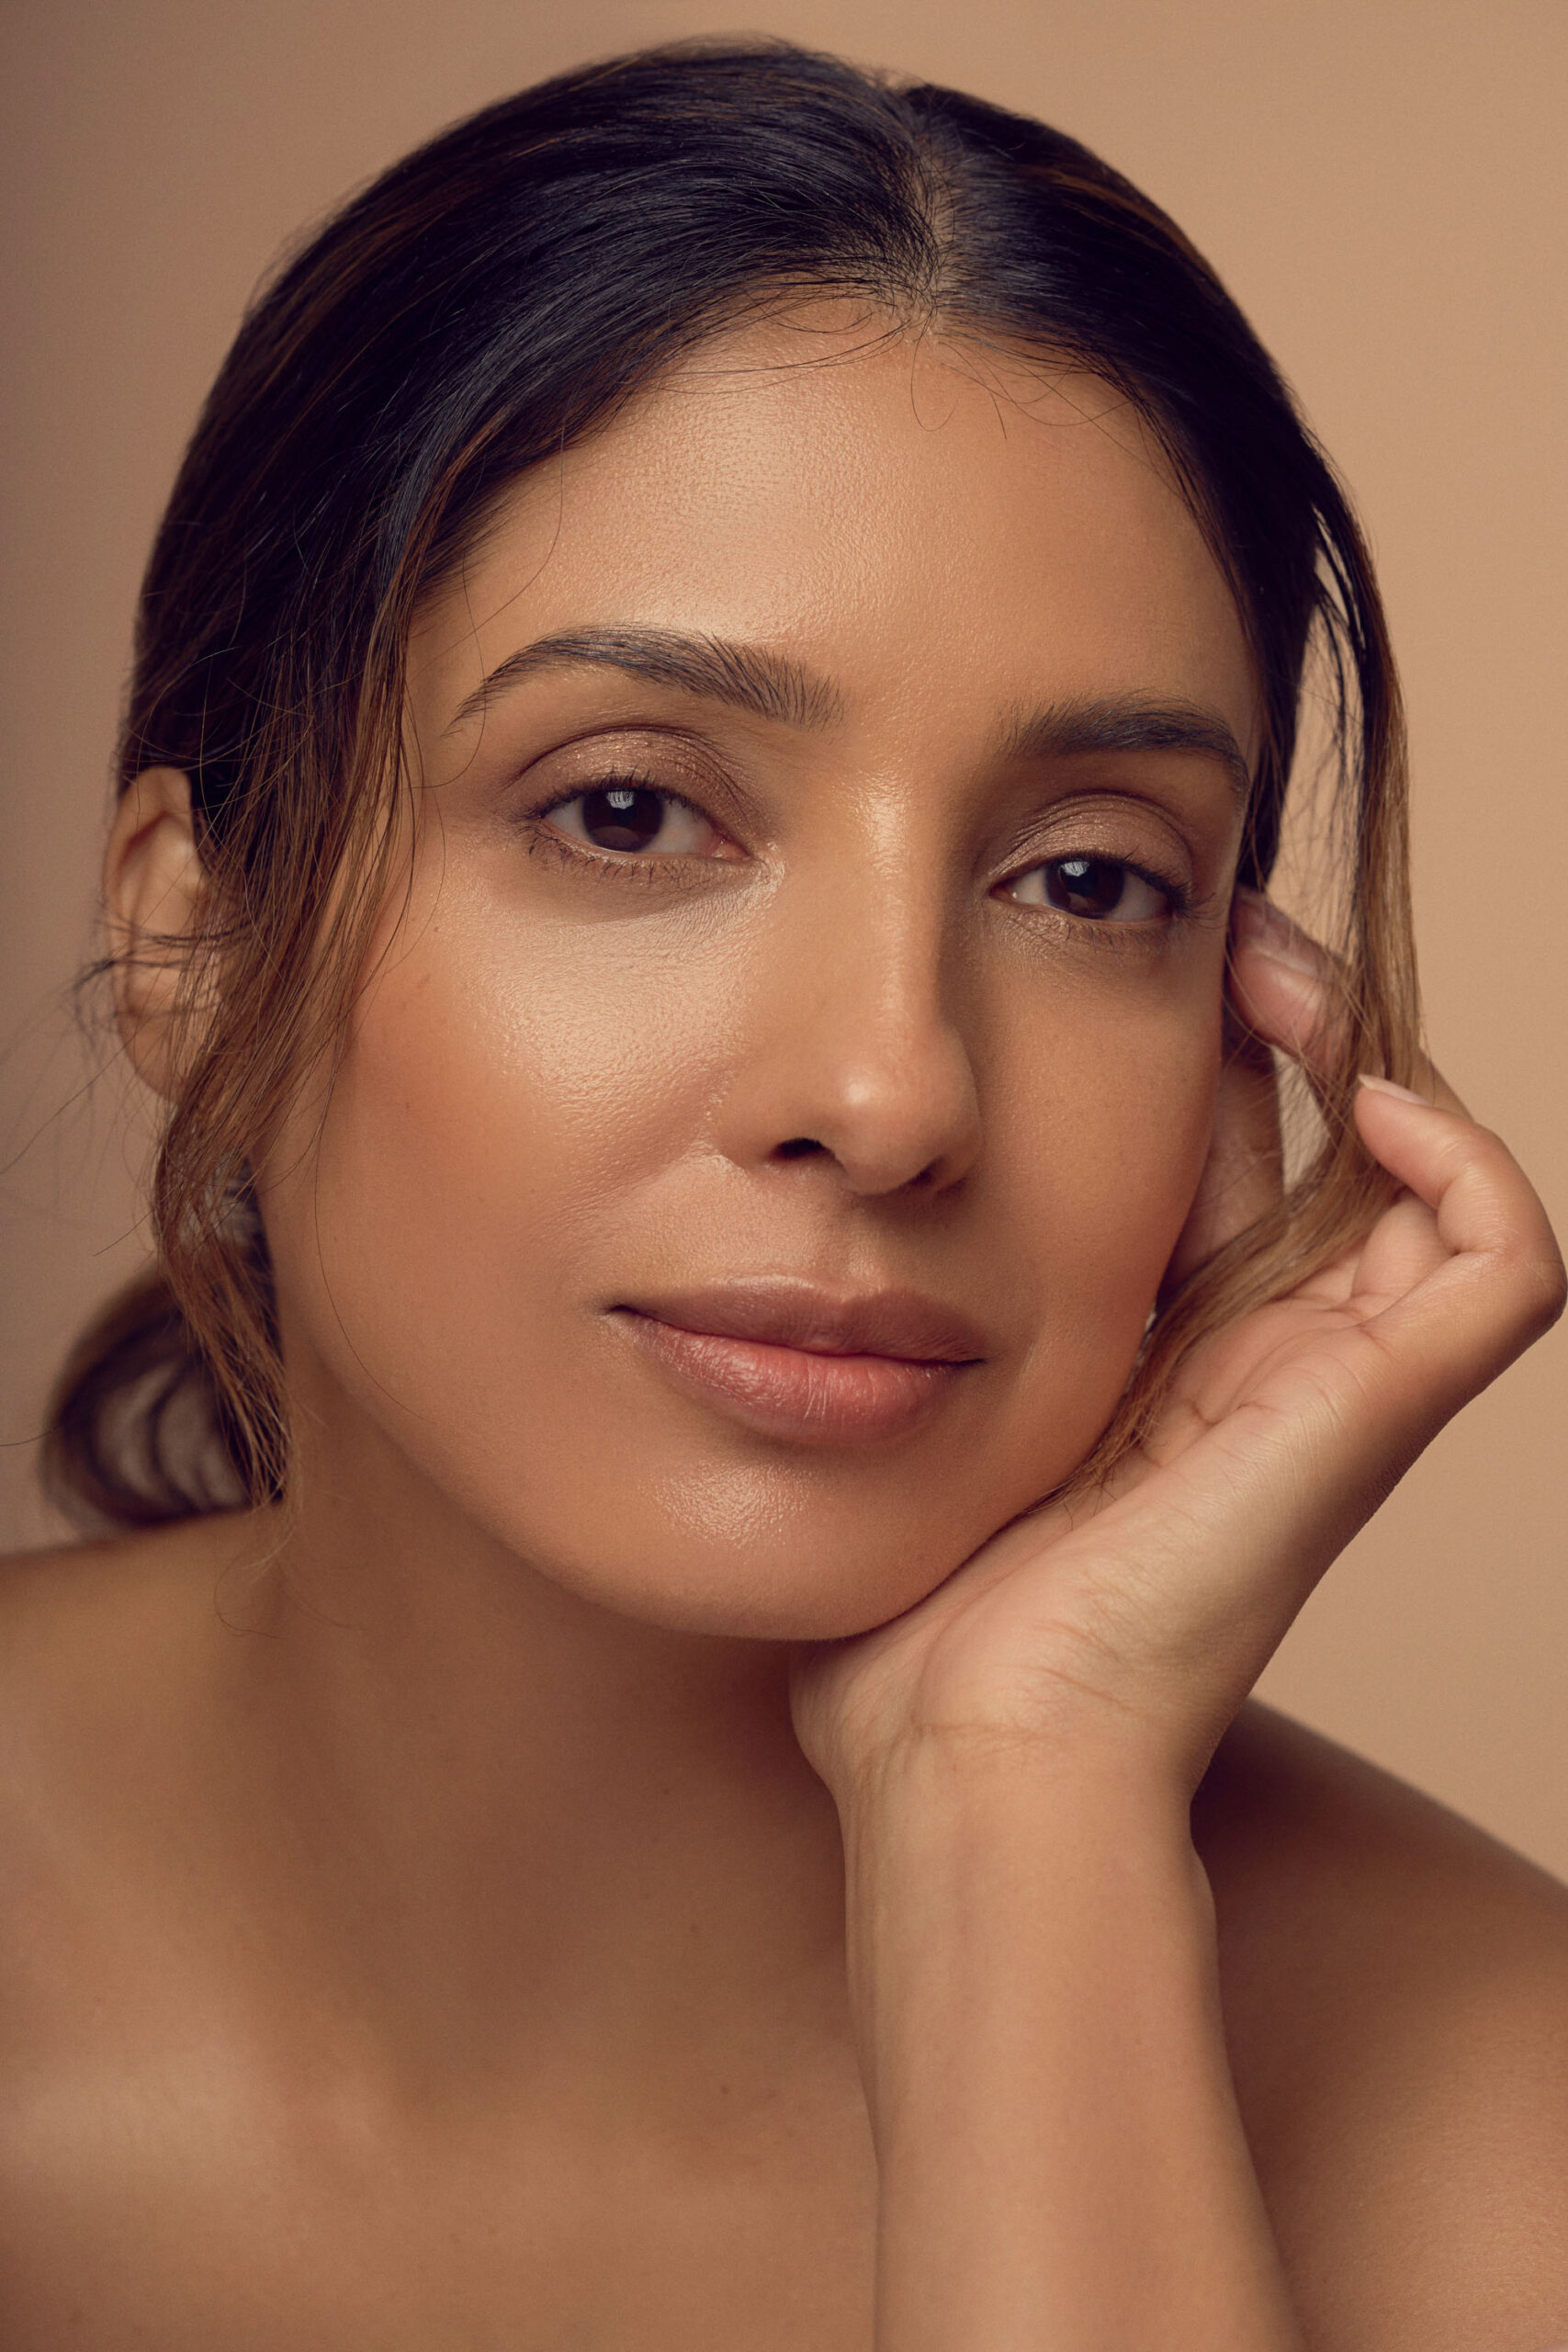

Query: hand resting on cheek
[10,41,1568,2352]
[795,890,1564,1802]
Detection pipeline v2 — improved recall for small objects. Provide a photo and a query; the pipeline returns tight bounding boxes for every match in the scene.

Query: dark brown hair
[44,38,1416,1532]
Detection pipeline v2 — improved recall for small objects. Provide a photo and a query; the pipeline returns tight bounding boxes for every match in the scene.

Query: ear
[104,766,208,1099]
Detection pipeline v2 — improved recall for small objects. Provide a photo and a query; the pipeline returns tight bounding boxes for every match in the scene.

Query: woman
[3,39,1564,2346]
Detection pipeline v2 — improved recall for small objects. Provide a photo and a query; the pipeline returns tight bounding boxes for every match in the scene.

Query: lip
[609,1279,987,1446]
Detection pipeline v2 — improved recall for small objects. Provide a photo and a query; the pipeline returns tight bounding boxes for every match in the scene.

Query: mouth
[609,1279,987,1446]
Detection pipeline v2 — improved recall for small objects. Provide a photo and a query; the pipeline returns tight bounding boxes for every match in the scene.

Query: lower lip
[616,1314,965,1444]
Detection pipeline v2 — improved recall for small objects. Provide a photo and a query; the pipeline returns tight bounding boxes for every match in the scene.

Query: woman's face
[261,315,1259,1638]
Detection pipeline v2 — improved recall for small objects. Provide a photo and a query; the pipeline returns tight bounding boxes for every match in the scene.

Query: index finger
[1229,888,1469,1117]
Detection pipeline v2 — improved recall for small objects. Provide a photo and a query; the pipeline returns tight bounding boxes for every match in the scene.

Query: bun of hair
[41,1265,248,1533]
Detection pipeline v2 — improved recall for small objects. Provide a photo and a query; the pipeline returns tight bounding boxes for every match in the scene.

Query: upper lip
[614,1279,988,1364]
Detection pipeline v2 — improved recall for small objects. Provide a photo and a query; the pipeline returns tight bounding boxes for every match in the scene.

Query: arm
[846,1743,1300,2350]
[795,905,1565,2349]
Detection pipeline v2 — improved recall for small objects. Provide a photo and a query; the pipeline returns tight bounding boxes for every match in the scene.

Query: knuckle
[1493,1244,1568,1340]
[1530,1251,1568,1333]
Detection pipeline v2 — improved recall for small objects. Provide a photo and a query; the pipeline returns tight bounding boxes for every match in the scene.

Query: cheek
[274,902,728,1328]
[256,889,763,1520]
[1045,1001,1215,1248]
[984,970,1220,1409]
[257,886,1224,1639]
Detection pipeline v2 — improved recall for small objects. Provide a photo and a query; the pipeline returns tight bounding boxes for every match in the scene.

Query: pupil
[1049,855,1123,917]
[581,785,663,852]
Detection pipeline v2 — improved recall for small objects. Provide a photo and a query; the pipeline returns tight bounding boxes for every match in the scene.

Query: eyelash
[524,776,1194,926]
[1008,854,1194,921]
[524,773,716,881]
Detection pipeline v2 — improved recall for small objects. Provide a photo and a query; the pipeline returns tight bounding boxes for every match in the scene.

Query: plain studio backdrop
[2,0,1564,1875]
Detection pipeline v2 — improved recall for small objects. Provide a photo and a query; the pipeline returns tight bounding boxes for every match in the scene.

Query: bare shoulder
[0,1513,266,1883]
[1199,1701,1568,2346]
[0,1515,253,1715]
[0,1512,265,1642]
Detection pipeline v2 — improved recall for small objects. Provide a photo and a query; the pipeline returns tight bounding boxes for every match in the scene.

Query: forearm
[842,1737,1303,2352]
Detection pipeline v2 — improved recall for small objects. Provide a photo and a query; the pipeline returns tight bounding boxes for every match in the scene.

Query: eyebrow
[446,627,843,734]
[446,628,1252,801]
[998,695,1253,802]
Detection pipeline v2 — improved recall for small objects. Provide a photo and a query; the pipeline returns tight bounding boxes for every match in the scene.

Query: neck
[209,1402,850,2092]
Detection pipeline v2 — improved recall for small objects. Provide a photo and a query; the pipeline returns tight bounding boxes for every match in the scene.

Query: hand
[794,895,1565,1807]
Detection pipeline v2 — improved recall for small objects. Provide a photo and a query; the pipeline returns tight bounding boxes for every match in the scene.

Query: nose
[712,872,983,1199]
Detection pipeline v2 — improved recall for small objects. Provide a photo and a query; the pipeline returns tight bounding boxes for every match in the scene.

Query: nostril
[774,1136,827,1161]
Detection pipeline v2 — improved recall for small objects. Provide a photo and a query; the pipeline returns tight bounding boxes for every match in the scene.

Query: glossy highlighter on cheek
[341,316,1256,1632]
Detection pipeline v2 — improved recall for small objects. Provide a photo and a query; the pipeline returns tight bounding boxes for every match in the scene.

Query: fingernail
[1357,1073,1430,1105]
[1232,888,1320,977]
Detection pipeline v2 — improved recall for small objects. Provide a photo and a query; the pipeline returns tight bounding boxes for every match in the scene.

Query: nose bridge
[718,844,983,1196]
[824,854,954,1059]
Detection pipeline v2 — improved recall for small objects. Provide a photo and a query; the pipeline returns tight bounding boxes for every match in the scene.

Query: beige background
[3,0,1564,1872]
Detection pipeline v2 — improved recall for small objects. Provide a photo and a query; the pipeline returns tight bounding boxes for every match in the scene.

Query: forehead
[414,315,1258,759]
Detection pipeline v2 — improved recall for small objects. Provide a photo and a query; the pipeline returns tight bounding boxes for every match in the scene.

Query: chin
[459,1458,1038,1645]
[558,1535,964,1645]
[290,1296,1122,1645]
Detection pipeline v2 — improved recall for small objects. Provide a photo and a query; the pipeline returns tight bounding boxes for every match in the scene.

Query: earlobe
[104,766,207,1100]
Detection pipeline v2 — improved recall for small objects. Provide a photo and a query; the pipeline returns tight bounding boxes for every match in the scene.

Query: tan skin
[1,315,1565,2346]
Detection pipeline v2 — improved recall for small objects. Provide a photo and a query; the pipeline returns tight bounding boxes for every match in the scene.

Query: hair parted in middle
[46,37,1418,1532]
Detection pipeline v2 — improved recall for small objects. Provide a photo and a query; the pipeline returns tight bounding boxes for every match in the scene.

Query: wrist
[836,1730,1295,2344]
[834,1713,1201,1845]
[839,1730,1212,2073]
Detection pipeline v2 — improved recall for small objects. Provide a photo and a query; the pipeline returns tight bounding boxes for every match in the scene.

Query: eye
[546,782,726,857]
[1005,854,1173,922]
